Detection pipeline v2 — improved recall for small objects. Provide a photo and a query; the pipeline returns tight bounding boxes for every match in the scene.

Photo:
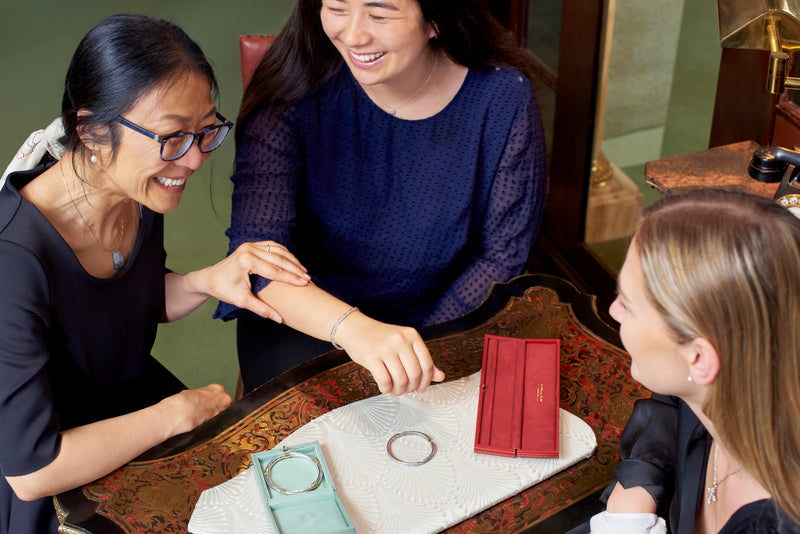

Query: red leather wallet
[474,335,560,458]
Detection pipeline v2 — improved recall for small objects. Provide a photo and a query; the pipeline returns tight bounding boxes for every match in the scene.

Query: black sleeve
[600,393,679,513]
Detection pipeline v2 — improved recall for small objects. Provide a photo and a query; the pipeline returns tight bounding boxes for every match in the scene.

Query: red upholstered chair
[239,35,275,89]
[233,34,275,401]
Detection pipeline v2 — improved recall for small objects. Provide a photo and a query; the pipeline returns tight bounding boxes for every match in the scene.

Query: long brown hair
[635,189,800,524]
[237,0,535,143]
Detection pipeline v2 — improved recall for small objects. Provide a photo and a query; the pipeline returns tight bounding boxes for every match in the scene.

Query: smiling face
[609,240,694,395]
[320,0,436,90]
[95,70,217,214]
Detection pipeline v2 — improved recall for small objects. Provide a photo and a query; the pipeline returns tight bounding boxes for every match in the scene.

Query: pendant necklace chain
[368,53,439,116]
[706,441,742,504]
[59,168,127,270]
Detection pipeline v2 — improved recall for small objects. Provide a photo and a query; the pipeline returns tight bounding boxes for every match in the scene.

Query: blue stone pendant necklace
[60,169,127,270]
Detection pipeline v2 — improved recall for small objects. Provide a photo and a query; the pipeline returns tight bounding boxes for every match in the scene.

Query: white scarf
[1,118,66,189]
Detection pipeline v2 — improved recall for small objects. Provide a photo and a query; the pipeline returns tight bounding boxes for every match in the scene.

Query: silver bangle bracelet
[386,430,437,466]
[330,306,358,350]
[263,450,323,495]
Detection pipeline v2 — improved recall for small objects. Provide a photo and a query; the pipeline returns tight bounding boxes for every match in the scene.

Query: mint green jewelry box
[250,441,355,534]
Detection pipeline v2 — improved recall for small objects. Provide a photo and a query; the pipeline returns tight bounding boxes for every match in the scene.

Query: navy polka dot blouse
[215,65,547,327]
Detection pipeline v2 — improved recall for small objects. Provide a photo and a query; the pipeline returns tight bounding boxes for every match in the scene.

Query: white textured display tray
[189,372,596,534]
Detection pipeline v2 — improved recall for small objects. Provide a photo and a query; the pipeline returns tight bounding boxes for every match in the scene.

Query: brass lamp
[718,1,800,93]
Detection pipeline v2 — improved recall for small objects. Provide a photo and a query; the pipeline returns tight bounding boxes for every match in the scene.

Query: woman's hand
[165,241,310,322]
[334,311,445,395]
[157,384,233,437]
[204,241,310,321]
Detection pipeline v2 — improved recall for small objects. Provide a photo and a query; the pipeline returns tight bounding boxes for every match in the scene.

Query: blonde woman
[593,189,800,533]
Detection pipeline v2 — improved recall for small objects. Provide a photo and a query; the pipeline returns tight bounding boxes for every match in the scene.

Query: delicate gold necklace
[706,441,742,504]
[59,169,127,270]
[366,54,439,116]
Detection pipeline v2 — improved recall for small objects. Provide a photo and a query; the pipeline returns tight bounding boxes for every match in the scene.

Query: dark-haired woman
[0,14,313,533]
[217,0,548,393]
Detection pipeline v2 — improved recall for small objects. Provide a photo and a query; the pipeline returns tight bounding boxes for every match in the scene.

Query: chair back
[233,33,275,402]
[239,35,275,89]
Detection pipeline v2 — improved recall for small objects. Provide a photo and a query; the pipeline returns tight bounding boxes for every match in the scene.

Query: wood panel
[710,48,778,147]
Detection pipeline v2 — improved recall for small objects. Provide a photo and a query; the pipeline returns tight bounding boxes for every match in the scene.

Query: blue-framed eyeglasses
[113,112,233,161]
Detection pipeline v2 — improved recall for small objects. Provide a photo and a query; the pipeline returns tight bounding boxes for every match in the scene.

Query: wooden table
[55,274,649,534]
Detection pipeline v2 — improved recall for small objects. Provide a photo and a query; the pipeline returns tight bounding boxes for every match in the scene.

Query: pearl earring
[90,153,97,163]
[687,374,694,383]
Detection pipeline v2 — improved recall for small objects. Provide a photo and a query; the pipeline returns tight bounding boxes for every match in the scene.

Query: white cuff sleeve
[590,511,667,534]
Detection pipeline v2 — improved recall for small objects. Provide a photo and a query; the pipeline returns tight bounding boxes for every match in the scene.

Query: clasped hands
[202,240,311,323]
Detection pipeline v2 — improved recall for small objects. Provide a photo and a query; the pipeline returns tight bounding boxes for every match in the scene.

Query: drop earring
[687,374,694,383]
[90,153,97,163]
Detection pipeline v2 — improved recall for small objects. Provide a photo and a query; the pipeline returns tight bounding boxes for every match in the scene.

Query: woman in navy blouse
[217,0,548,393]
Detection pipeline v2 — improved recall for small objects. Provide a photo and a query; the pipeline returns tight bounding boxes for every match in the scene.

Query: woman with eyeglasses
[0,14,314,533]
[217,0,547,395]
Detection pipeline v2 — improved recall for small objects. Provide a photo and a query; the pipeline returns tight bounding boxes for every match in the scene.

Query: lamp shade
[718,0,800,49]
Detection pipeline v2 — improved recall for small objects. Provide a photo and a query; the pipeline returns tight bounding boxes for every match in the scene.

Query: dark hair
[237,0,534,143]
[61,14,218,162]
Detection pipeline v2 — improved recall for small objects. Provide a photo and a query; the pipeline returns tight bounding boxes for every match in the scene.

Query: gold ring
[266,243,271,254]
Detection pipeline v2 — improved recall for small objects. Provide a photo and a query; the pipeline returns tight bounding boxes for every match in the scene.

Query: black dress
[0,165,184,533]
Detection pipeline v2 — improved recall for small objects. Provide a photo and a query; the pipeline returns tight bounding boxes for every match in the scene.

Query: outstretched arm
[257,281,445,396]
[217,108,444,394]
